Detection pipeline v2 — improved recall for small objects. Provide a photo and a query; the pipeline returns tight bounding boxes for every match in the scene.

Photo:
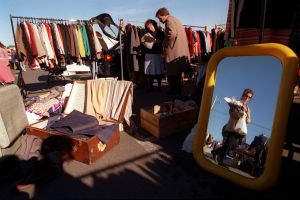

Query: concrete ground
[1,68,300,199]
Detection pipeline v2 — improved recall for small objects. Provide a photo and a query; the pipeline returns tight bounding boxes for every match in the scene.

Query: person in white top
[212,88,254,166]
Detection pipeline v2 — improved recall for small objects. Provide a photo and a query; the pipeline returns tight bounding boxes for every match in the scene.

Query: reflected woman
[212,88,254,166]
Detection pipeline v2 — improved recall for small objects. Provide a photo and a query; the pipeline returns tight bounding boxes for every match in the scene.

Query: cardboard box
[140,105,198,138]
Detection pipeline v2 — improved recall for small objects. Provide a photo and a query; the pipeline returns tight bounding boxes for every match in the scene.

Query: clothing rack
[9,14,90,96]
[126,20,145,24]
[10,14,89,63]
[125,20,147,29]
[214,24,226,29]
[10,15,88,24]
[183,24,207,31]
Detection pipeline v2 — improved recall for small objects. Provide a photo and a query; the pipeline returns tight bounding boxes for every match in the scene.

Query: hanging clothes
[132,26,142,72]
[67,24,76,58]
[20,22,39,68]
[72,25,80,59]
[185,27,195,57]
[76,25,86,58]
[211,27,225,53]
[85,79,133,125]
[80,24,91,58]
[193,31,201,57]
[84,23,96,59]
[15,23,27,61]
[14,17,107,71]
[59,24,71,63]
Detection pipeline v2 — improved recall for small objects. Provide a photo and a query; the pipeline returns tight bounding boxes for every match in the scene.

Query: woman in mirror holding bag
[212,88,254,166]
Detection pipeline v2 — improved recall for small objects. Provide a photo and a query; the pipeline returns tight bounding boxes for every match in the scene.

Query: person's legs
[211,146,223,164]
[173,73,182,94]
[167,75,175,94]
[215,132,237,165]
[146,75,154,92]
[157,75,162,91]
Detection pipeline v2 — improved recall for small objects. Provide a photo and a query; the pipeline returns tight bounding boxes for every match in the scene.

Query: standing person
[155,7,190,95]
[10,49,17,70]
[212,88,254,166]
[141,19,165,92]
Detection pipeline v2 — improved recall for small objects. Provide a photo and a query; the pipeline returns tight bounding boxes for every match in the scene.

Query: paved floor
[1,68,300,199]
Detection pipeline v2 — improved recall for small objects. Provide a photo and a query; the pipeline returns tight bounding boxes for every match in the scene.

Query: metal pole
[119,19,124,80]
[10,14,26,97]
[10,15,20,62]
[211,96,218,110]
[259,0,267,43]
[92,60,96,79]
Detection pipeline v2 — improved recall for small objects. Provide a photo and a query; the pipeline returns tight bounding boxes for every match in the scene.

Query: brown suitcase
[25,80,130,165]
[26,118,120,165]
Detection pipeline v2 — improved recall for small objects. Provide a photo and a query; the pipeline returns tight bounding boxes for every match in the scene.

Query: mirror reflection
[92,23,119,50]
[91,13,121,40]
[204,56,282,178]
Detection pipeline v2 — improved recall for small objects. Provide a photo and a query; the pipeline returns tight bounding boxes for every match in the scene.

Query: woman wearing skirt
[141,19,165,92]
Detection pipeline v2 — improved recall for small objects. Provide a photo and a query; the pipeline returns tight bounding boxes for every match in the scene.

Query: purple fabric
[50,110,116,143]
[50,110,99,134]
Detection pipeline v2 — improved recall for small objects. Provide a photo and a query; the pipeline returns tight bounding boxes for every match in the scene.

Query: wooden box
[140,105,198,138]
[26,116,120,165]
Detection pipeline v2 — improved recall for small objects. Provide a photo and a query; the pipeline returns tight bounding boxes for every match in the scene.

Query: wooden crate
[26,117,120,165]
[140,106,198,138]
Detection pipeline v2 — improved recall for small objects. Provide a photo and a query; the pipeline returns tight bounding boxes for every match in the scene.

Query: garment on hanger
[14,16,106,69]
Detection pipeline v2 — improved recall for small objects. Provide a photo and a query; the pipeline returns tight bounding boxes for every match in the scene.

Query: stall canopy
[238,0,300,29]
[226,0,300,45]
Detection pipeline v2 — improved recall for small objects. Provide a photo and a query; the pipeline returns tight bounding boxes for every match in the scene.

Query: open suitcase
[26,80,133,164]
[26,117,120,165]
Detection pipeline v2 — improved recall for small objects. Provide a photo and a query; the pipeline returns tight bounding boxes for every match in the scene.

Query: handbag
[225,115,247,135]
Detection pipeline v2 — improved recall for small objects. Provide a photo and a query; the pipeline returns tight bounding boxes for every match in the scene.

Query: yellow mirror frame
[192,43,299,190]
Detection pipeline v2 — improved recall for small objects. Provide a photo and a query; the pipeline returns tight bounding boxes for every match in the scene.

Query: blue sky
[0,0,229,46]
[207,56,282,144]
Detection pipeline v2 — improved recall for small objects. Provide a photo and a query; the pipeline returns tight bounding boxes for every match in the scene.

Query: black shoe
[166,90,181,95]
[166,90,174,95]
[211,150,218,163]
[147,88,153,92]
[219,162,227,167]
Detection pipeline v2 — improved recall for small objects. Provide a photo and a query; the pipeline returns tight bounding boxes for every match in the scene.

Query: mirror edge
[192,43,299,190]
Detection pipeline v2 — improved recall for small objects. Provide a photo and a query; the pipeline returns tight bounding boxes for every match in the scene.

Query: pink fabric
[0,47,15,84]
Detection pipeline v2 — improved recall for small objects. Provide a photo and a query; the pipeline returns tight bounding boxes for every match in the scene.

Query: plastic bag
[224,97,247,135]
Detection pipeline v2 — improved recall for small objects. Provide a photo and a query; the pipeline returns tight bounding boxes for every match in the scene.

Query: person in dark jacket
[141,19,165,92]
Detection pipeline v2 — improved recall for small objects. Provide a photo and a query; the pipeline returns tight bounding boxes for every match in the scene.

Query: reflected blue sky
[207,56,282,144]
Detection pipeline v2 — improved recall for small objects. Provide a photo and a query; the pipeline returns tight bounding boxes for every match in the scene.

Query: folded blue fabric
[50,110,99,134]
[50,110,117,143]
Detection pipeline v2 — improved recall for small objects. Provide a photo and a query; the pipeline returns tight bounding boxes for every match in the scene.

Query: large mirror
[206,56,281,178]
[90,13,121,41]
[193,43,298,190]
